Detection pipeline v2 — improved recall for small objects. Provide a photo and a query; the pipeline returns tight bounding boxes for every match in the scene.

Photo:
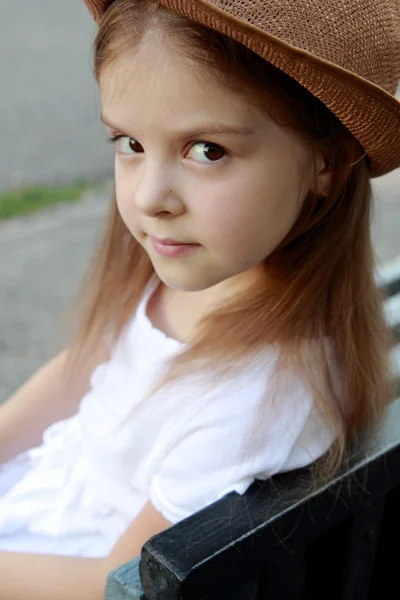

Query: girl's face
[100,37,315,292]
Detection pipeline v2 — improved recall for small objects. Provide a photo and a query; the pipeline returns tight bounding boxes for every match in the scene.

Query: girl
[0,0,399,598]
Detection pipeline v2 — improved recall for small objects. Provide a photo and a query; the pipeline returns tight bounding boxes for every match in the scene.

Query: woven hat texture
[84,0,400,177]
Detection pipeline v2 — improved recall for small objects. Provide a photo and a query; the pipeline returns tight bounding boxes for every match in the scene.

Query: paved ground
[0,168,399,403]
[0,0,113,191]
[0,187,110,402]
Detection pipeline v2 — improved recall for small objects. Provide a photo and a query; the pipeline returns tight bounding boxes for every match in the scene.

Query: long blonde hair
[66,0,394,488]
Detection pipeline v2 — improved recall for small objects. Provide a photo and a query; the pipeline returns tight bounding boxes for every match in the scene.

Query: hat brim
[85,0,400,177]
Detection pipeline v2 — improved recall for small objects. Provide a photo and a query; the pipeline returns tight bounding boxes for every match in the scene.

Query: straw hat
[84,0,400,177]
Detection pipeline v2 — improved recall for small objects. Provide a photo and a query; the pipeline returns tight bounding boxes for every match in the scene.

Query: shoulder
[147,343,337,524]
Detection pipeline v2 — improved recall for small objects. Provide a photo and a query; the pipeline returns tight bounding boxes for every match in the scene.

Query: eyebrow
[100,114,255,138]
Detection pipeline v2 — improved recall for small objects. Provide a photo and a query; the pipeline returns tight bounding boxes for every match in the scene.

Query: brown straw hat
[84,0,400,177]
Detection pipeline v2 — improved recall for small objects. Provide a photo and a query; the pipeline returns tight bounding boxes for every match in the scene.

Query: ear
[314,151,333,197]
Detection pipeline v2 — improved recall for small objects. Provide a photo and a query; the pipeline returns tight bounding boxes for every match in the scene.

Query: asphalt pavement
[0,186,110,402]
[0,0,113,191]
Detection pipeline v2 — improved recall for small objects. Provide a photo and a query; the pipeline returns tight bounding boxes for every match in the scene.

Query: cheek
[196,172,303,260]
[114,172,138,233]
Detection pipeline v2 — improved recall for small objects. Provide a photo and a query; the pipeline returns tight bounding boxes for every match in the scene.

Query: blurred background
[0,0,399,403]
[0,0,112,191]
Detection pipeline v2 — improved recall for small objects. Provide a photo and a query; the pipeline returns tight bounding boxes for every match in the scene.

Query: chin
[153,265,225,292]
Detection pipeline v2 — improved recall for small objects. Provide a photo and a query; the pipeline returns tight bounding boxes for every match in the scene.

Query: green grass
[0,180,101,220]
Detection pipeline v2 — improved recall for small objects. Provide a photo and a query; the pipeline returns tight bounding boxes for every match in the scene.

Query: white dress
[0,277,337,557]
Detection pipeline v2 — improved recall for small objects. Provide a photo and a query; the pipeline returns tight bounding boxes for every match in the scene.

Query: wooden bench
[105,266,400,600]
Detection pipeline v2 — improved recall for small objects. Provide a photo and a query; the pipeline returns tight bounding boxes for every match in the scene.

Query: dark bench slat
[367,485,400,598]
[256,553,306,599]
[256,496,387,600]
[382,277,400,299]
[339,496,386,600]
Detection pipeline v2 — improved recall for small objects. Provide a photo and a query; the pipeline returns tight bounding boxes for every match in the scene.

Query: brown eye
[204,143,225,161]
[117,136,143,154]
[127,138,143,153]
[188,142,227,163]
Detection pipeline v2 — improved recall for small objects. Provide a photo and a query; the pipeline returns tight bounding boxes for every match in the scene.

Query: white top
[0,276,337,558]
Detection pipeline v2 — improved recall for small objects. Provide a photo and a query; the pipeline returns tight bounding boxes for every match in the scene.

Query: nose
[133,157,184,217]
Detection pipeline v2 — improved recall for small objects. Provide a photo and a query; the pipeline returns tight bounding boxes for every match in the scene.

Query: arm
[0,342,110,464]
[0,501,172,600]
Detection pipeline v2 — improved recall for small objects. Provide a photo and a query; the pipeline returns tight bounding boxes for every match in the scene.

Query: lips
[151,236,197,246]
[150,235,201,257]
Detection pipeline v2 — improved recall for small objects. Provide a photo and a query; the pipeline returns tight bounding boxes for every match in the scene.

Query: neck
[152,267,263,343]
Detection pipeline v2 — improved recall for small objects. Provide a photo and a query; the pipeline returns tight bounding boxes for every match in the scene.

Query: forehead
[99,37,261,129]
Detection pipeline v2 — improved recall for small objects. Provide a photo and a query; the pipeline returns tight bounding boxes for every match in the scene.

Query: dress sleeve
[149,352,337,524]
